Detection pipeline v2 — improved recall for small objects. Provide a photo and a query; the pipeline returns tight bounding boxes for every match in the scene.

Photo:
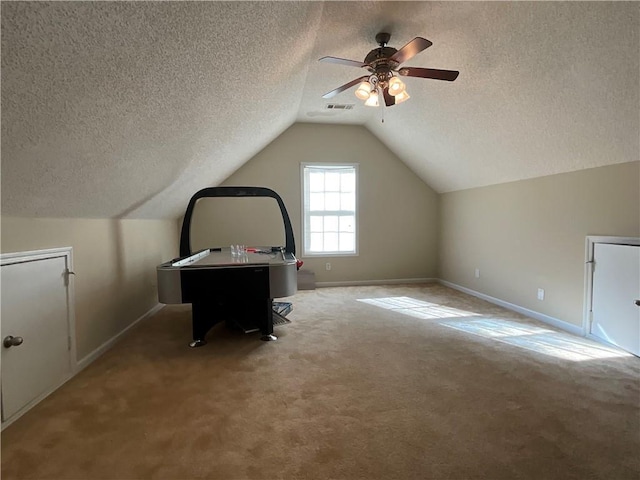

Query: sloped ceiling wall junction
[2,2,638,219]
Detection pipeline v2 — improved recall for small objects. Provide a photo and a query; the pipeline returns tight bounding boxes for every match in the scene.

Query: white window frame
[301,162,359,257]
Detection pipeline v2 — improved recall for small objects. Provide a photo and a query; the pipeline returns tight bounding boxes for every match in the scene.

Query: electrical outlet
[474,268,480,278]
[325,262,331,271]
[537,288,545,301]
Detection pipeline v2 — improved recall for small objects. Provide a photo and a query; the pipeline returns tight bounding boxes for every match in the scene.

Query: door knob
[635,300,640,307]
[3,336,24,348]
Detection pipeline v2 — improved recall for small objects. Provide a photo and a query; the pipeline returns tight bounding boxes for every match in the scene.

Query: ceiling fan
[320,32,459,107]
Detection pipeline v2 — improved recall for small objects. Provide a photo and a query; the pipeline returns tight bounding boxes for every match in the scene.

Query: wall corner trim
[76,303,165,372]
[438,279,585,337]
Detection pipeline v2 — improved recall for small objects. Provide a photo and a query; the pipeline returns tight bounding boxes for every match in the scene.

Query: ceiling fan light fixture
[388,76,405,96]
[394,90,410,104]
[364,89,379,107]
[319,33,458,108]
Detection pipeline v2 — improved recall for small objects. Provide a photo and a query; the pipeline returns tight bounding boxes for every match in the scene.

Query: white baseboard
[316,278,437,288]
[438,280,585,336]
[76,303,165,372]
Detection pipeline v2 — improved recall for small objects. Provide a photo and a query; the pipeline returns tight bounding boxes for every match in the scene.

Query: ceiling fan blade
[389,37,432,64]
[319,56,368,69]
[322,75,370,99]
[399,67,459,81]
[382,87,396,107]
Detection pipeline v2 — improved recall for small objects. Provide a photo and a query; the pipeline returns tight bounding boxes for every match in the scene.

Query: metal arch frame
[179,186,296,258]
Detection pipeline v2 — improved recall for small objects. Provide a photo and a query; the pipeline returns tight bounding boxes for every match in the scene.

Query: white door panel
[1,255,71,421]
[591,243,640,356]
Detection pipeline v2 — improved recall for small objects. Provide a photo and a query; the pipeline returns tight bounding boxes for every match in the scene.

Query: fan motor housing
[364,46,398,66]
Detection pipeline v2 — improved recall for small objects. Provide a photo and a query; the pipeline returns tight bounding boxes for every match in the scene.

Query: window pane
[339,215,355,233]
[324,232,339,251]
[310,193,324,211]
[325,172,340,191]
[310,216,323,232]
[309,233,323,251]
[309,171,324,192]
[324,216,339,231]
[341,172,355,192]
[339,233,355,252]
[325,193,340,211]
[341,193,355,212]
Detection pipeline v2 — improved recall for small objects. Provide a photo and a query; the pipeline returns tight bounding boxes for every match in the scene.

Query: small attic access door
[1,248,76,427]
[585,237,640,357]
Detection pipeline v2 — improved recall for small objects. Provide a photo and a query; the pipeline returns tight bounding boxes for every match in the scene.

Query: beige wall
[439,161,640,327]
[191,123,440,283]
[1,217,179,359]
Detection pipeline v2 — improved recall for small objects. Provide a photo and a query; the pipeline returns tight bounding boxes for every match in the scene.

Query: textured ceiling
[2,2,638,219]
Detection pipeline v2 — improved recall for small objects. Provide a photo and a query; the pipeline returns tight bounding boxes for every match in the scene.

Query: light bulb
[394,90,410,104]
[364,89,379,107]
[355,82,372,100]
[388,77,406,96]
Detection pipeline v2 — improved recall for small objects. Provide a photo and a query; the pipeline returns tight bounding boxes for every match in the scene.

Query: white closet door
[591,243,640,356]
[1,255,72,421]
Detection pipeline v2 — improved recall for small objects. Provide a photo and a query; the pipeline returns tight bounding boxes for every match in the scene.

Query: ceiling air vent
[325,104,354,110]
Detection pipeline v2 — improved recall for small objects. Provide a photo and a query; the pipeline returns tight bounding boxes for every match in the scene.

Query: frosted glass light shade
[394,90,410,104]
[388,77,406,96]
[364,89,379,107]
[355,82,372,100]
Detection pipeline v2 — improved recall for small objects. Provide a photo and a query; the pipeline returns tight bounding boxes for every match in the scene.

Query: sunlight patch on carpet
[357,296,481,320]
[440,318,632,361]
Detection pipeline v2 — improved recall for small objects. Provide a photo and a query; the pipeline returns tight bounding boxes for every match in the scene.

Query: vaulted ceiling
[2,2,638,219]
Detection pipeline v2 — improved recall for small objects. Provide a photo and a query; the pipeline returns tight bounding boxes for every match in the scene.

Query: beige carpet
[2,284,639,480]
